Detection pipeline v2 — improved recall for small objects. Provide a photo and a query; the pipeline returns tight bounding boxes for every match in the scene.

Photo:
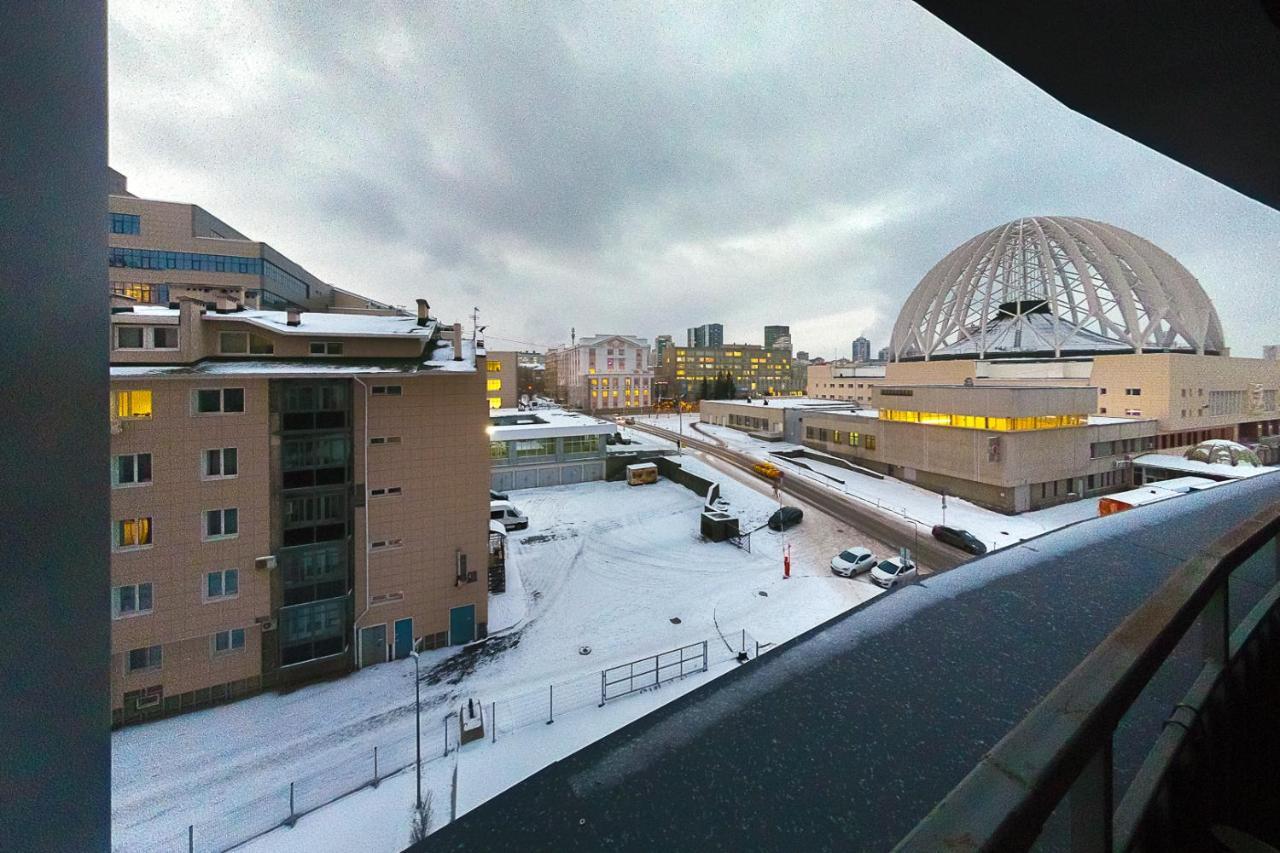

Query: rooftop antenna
[571,326,576,346]
[472,307,480,341]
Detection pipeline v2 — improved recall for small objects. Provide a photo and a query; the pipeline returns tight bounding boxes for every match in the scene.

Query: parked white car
[830,547,876,577]
[870,556,918,589]
[489,500,529,531]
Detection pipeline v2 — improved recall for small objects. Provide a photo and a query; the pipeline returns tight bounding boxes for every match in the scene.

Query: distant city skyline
[109,1,1280,357]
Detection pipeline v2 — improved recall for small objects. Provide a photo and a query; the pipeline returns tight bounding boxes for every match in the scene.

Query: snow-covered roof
[110,337,478,378]
[1133,453,1271,480]
[705,397,858,411]
[119,304,435,338]
[488,408,617,441]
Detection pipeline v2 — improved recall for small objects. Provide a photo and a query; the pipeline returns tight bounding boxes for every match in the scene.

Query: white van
[490,500,529,531]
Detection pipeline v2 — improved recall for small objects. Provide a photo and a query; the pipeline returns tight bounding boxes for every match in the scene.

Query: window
[488,397,502,409]
[369,436,401,445]
[113,517,152,550]
[110,212,141,234]
[488,361,503,373]
[309,341,343,355]
[112,583,153,618]
[371,538,404,550]
[487,378,502,392]
[115,326,145,349]
[864,435,876,451]
[515,438,555,458]
[369,486,402,497]
[1125,388,1142,396]
[203,447,238,478]
[204,508,239,540]
[1125,409,1142,417]
[206,569,239,600]
[112,282,166,304]
[561,434,601,455]
[194,388,245,413]
[152,327,178,349]
[213,628,246,654]
[489,440,509,460]
[114,389,153,419]
[112,452,152,487]
[127,645,162,673]
[371,385,402,396]
[218,331,274,355]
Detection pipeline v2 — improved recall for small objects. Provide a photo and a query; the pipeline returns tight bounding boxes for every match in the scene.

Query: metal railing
[600,640,709,704]
[896,503,1280,851]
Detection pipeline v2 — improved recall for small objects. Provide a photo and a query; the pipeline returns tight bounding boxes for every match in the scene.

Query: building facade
[852,336,871,363]
[687,324,724,348]
[654,334,674,367]
[807,359,887,405]
[108,170,396,314]
[485,350,521,409]
[109,297,489,724]
[546,334,654,411]
[764,325,791,350]
[488,409,616,491]
[657,343,796,399]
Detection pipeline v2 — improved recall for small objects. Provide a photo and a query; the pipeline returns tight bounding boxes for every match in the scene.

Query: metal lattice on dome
[890,217,1225,361]
[1183,439,1261,467]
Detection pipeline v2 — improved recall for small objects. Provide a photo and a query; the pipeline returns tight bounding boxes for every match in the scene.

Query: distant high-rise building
[852,336,871,363]
[655,334,674,366]
[877,346,891,362]
[764,325,791,349]
[687,323,724,348]
[796,350,809,362]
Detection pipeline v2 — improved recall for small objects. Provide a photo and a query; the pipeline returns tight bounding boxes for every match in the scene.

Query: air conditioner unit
[260,619,276,632]
[255,555,277,571]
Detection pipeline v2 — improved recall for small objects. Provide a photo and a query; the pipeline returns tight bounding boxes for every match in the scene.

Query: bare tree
[409,790,434,843]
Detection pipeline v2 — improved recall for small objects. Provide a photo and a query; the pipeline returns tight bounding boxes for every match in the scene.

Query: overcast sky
[109,0,1280,358]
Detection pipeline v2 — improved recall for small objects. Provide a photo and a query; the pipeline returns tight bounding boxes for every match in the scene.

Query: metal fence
[137,629,762,852]
[601,640,709,703]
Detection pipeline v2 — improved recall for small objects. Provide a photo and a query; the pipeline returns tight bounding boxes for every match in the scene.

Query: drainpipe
[351,375,372,663]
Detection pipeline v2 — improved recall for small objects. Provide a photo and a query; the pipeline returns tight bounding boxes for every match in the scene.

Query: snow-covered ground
[112,474,882,852]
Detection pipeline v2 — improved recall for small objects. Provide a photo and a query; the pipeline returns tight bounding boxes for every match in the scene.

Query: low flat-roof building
[488,408,616,492]
[703,385,1159,513]
[806,359,887,405]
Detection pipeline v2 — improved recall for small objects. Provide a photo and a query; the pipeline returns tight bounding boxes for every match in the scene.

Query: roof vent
[452,322,464,361]
[286,308,302,327]
[416,299,431,327]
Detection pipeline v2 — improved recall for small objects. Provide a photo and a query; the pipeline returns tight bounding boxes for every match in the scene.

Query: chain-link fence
[143,629,763,852]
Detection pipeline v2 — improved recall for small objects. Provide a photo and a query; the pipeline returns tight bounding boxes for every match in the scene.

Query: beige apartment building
[655,343,796,399]
[108,168,395,314]
[109,297,489,724]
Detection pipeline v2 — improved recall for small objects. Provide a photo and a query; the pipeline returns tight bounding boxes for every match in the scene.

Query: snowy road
[112,475,882,852]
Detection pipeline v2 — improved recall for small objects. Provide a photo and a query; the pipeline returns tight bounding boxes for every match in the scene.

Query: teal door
[449,605,475,646]
[394,618,413,659]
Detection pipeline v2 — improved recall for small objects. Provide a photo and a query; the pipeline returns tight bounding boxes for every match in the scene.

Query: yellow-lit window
[488,361,503,373]
[114,516,153,549]
[488,397,502,409]
[676,369,686,377]
[115,389,153,419]
[487,378,502,391]
[987,417,1011,431]
[865,435,876,451]
[589,368,597,374]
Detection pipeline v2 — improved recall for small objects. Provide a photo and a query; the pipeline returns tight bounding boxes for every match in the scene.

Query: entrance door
[449,605,476,646]
[393,618,413,659]
[359,624,387,668]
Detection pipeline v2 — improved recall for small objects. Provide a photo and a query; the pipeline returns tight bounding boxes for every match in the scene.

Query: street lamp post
[410,650,422,809]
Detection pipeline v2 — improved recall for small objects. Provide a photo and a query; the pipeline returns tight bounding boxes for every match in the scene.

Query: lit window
[115,389,153,419]
[113,517,153,550]
[206,569,239,600]
[213,628,246,653]
[487,378,502,391]
[488,397,502,409]
[309,341,343,355]
[488,361,503,373]
[112,583,153,618]
[112,452,152,487]
[203,508,239,540]
[194,388,244,414]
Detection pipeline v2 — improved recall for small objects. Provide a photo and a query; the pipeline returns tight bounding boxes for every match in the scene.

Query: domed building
[1184,439,1261,467]
[890,217,1224,362]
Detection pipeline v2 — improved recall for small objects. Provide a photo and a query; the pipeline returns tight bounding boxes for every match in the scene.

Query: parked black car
[768,506,804,531]
[490,489,509,501]
[931,524,988,555]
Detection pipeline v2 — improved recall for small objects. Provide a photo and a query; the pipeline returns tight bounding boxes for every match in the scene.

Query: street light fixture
[410,650,422,809]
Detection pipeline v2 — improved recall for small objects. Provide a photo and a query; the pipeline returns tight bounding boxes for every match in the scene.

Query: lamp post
[410,650,422,809]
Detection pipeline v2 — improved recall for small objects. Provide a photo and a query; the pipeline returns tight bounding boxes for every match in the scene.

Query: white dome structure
[890,217,1225,361]
[1183,439,1261,467]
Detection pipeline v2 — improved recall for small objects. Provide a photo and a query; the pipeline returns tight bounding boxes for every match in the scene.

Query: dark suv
[931,524,987,555]
[768,506,804,531]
